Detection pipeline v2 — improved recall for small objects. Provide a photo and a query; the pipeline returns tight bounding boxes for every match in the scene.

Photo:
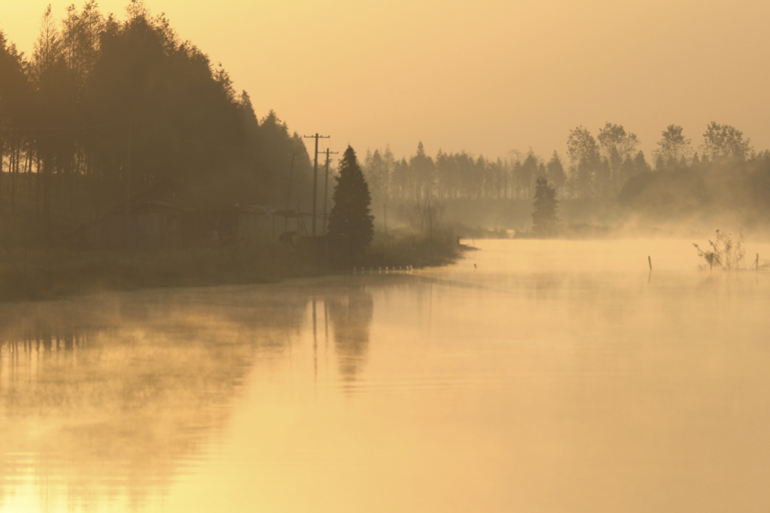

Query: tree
[532,176,558,236]
[597,122,639,160]
[328,146,374,265]
[655,125,691,164]
[634,150,651,174]
[0,30,31,209]
[363,148,391,206]
[545,152,566,194]
[519,150,538,199]
[566,126,600,197]
[700,122,752,162]
[597,122,639,192]
[409,141,434,201]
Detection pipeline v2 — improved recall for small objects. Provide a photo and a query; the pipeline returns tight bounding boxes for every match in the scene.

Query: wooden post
[648,256,652,270]
[756,253,759,271]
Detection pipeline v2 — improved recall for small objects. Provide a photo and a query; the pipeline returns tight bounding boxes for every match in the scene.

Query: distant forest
[0,1,313,243]
[363,124,770,230]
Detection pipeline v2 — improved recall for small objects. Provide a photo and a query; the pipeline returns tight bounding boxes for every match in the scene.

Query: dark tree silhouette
[546,151,566,192]
[532,176,558,236]
[700,122,752,162]
[328,146,374,265]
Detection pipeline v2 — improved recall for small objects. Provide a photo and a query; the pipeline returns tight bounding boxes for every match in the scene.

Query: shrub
[693,229,745,270]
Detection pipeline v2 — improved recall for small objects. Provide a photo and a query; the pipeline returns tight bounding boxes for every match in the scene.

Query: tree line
[363,122,770,223]
[0,1,313,241]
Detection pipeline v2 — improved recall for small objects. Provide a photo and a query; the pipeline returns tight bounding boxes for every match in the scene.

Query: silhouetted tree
[328,146,374,265]
[532,176,558,236]
[597,122,639,192]
[0,30,32,210]
[545,151,566,193]
[655,125,691,165]
[700,122,752,162]
[634,150,651,174]
[567,126,600,197]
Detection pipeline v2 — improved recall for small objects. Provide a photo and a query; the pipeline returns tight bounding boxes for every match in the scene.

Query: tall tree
[328,146,374,265]
[519,151,538,199]
[567,126,600,197]
[655,124,691,165]
[597,122,639,192]
[409,141,434,201]
[532,176,558,236]
[545,151,566,194]
[700,122,752,162]
[0,30,31,207]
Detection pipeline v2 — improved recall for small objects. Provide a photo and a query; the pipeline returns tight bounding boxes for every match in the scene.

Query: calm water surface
[2,239,770,513]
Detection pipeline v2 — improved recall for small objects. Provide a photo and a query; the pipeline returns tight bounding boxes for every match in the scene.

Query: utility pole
[322,149,339,236]
[303,133,330,236]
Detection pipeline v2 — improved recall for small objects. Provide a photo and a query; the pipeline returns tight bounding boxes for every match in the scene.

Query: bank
[0,231,465,302]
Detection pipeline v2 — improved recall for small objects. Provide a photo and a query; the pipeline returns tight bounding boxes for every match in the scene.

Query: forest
[3,2,770,251]
[0,1,314,248]
[362,124,770,233]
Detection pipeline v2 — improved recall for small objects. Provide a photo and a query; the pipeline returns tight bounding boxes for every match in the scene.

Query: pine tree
[532,176,558,236]
[328,146,374,265]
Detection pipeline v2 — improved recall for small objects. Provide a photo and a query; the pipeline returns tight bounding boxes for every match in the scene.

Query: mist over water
[2,238,770,513]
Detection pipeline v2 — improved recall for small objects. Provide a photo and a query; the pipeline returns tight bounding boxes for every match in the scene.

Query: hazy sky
[1,0,769,161]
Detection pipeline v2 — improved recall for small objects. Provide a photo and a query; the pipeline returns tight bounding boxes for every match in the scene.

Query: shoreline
[0,235,465,303]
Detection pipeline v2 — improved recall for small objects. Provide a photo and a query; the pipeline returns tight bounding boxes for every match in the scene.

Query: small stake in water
[756,253,759,271]
[648,256,652,270]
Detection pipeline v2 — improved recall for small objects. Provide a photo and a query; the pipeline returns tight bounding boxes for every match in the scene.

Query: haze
[1,0,768,159]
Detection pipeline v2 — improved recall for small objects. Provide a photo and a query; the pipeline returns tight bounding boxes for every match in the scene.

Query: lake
[2,238,770,513]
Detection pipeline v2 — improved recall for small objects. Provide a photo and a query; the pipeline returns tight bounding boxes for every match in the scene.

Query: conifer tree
[328,146,374,265]
[532,176,558,236]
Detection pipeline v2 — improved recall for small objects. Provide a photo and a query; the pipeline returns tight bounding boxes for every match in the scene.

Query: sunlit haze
[1,0,768,159]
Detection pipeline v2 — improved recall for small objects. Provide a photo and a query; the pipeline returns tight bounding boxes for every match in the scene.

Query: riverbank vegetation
[0,1,314,249]
[3,2,768,300]
[0,230,465,301]
[361,124,770,237]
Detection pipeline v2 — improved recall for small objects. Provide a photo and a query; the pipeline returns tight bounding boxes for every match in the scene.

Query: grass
[0,244,328,302]
[693,230,746,270]
[0,230,467,302]
[364,230,465,270]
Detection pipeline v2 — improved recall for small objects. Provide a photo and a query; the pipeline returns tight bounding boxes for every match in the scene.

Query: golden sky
[1,0,769,161]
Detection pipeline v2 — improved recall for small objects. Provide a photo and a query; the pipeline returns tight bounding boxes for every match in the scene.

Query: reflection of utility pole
[312,296,318,384]
[303,133,330,236]
[322,149,338,236]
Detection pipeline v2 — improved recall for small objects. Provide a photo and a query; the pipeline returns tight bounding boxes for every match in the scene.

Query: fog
[3,240,770,512]
[3,2,770,512]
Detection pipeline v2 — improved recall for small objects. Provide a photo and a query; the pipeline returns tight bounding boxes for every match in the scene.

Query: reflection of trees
[0,287,307,511]
[327,286,374,381]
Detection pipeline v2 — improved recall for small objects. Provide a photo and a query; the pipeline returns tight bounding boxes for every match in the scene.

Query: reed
[692,230,745,270]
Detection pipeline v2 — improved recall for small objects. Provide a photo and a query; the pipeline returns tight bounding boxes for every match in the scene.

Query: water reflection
[4,240,770,513]
[326,286,374,381]
[0,287,308,512]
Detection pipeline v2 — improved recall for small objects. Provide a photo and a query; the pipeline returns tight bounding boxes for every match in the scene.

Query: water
[2,238,770,513]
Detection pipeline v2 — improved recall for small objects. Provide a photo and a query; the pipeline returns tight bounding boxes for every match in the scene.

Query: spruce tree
[328,146,374,265]
[532,176,558,236]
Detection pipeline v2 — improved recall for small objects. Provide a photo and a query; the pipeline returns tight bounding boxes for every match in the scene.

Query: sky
[1,0,769,162]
